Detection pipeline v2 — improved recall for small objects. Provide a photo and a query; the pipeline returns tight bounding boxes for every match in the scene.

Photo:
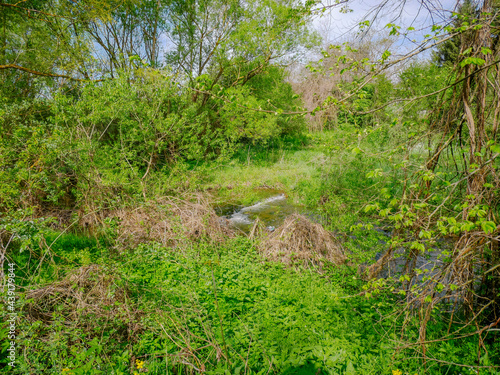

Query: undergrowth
[1,128,499,374]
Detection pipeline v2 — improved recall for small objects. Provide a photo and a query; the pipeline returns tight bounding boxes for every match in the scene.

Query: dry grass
[25,265,138,335]
[113,195,235,248]
[79,195,235,249]
[248,217,267,239]
[258,214,346,266]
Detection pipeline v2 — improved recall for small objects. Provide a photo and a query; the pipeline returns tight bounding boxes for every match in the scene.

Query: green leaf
[381,50,392,60]
[481,47,492,55]
[481,221,496,234]
[418,230,432,239]
[460,57,485,68]
[410,241,425,252]
[352,146,363,155]
[462,47,472,55]
[490,144,500,154]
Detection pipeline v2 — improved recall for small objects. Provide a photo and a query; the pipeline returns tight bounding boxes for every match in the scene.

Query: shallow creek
[214,191,315,232]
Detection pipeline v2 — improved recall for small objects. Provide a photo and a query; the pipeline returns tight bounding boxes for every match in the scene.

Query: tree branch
[0,64,103,81]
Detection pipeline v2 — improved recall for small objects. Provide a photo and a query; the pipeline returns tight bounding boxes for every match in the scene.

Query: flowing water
[215,191,315,232]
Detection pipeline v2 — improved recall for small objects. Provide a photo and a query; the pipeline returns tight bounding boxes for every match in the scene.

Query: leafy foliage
[2,0,500,373]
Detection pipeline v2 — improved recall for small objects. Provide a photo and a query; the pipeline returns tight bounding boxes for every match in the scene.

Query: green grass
[202,148,325,206]
[4,233,495,374]
[4,235,395,374]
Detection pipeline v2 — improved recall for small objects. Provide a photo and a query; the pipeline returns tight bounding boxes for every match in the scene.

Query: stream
[215,191,317,232]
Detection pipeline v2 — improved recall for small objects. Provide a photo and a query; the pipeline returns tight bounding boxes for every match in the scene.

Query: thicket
[0,68,305,215]
[1,0,500,373]
[310,1,500,370]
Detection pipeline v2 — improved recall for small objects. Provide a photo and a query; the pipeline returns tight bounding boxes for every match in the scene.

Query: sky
[313,0,461,48]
